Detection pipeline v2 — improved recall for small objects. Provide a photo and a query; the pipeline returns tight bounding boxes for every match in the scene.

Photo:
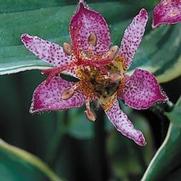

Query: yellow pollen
[107,55,126,74]
[75,68,95,97]
[99,93,117,111]
[73,44,125,104]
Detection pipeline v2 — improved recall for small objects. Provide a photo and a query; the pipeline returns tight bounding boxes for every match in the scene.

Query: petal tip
[21,33,33,44]
[160,91,169,102]
[151,23,157,29]
[152,15,160,29]
[29,106,35,114]
[134,131,147,146]
[29,98,40,114]
[78,0,87,11]
[140,8,148,18]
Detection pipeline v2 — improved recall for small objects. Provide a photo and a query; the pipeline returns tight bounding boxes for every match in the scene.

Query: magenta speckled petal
[153,0,181,28]
[105,100,146,146]
[21,34,72,67]
[122,69,168,110]
[30,77,85,113]
[70,2,111,54]
[118,9,148,70]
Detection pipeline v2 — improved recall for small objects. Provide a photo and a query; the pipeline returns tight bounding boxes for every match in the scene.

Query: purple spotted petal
[153,0,181,28]
[105,100,146,146]
[30,76,85,113]
[70,2,111,55]
[21,34,72,67]
[118,9,148,70]
[122,69,168,110]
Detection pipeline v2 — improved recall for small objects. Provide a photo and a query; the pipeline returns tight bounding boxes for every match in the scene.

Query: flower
[152,0,181,28]
[21,0,168,146]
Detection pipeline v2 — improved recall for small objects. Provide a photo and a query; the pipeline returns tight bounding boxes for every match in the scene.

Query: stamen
[63,42,72,55]
[103,45,119,60]
[85,100,96,121]
[110,73,122,82]
[88,33,97,46]
[61,84,77,100]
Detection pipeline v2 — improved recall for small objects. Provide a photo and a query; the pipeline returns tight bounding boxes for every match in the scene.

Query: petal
[118,9,148,70]
[21,34,72,67]
[70,2,111,55]
[105,100,146,146]
[152,0,181,28]
[30,76,85,113]
[121,69,168,110]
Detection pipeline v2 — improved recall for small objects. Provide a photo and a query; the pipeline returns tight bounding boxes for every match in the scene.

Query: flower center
[76,66,121,99]
[43,32,126,113]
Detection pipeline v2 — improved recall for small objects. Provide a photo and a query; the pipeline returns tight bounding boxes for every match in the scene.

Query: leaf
[0,0,73,13]
[142,97,181,181]
[0,2,180,82]
[67,108,94,139]
[165,97,181,127]
[0,139,62,181]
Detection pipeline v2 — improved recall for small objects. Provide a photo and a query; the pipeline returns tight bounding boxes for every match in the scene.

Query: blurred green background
[0,0,181,181]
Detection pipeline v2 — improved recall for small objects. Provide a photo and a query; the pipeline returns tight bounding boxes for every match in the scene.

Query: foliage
[0,0,180,180]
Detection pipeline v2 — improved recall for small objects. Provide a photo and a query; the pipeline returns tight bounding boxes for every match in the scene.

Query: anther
[85,109,96,121]
[104,45,119,60]
[61,84,77,100]
[88,33,97,46]
[63,42,72,55]
[110,73,122,82]
[85,100,96,121]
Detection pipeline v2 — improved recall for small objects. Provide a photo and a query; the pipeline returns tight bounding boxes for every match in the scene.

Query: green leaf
[0,0,73,13]
[142,97,181,181]
[0,1,180,82]
[0,139,62,181]
[67,108,94,139]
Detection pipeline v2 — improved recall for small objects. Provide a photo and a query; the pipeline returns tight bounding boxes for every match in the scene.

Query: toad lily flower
[21,1,168,146]
[153,0,181,28]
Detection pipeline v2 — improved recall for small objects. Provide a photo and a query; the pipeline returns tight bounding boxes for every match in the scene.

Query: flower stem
[151,100,174,114]
[94,108,110,181]
[149,100,173,147]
